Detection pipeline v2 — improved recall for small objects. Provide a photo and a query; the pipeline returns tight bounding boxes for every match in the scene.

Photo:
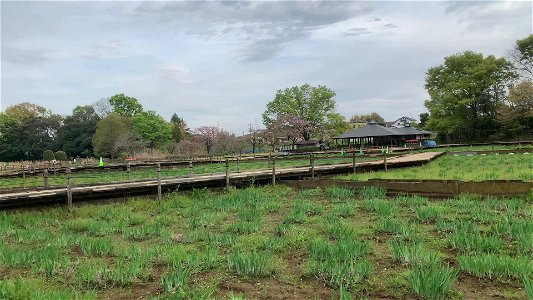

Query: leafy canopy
[132,111,172,148]
[108,93,143,118]
[92,113,131,158]
[424,51,516,141]
[55,105,100,158]
[262,83,336,140]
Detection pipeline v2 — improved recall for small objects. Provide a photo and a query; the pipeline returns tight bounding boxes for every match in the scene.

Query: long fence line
[0,153,389,192]
[0,152,445,208]
[2,140,532,178]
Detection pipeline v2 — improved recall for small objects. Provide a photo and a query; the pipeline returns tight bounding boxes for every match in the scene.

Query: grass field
[1,186,531,299]
[341,153,533,182]
[0,155,382,190]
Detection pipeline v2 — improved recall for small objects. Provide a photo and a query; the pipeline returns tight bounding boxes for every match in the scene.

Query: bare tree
[194,126,222,155]
[177,136,205,157]
[113,131,147,158]
[246,123,264,154]
[213,131,241,156]
[92,98,112,119]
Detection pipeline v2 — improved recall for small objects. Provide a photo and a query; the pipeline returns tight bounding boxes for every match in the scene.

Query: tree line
[0,88,353,162]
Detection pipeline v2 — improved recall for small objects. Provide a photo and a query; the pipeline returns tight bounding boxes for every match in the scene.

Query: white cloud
[1,1,531,132]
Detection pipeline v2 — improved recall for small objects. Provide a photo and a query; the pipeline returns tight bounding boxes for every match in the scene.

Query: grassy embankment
[341,153,533,182]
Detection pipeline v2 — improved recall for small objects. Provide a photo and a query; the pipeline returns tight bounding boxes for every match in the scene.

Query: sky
[1,1,531,134]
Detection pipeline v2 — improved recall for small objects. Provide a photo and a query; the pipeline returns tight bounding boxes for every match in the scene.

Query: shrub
[43,150,55,162]
[55,151,67,162]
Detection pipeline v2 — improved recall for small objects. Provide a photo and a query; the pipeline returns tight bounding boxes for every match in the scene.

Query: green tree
[424,51,516,142]
[92,113,131,158]
[43,150,55,162]
[108,93,143,118]
[54,151,67,162]
[0,112,62,162]
[132,111,172,149]
[497,80,533,139]
[350,112,385,125]
[419,112,429,129]
[262,84,336,140]
[170,113,190,143]
[510,35,533,79]
[324,113,351,140]
[55,105,100,158]
[3,102,48,122]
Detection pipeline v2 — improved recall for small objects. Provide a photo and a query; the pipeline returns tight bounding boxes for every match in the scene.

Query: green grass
[341,153,533,181]
[408,263,457,300]
[227,250,271,277]
[0,184,530,298]
[458,254,532,279]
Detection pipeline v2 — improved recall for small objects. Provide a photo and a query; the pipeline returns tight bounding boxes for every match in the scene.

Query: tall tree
[170,113,190,143]
[3,102,48,122]
[262,84,336,140]
[424,51,516,142]
[510,35,533,79]
[0,115,62,161]
[245,123,263,155]
[92,98,112,119]
[497,80,533,139]
[108,93,143,118]
[55,105,100,158]
[92,113,131,158]
[350,112,385,125]
[323,113,351,140]
[419,112,430,129]
[132,111,172,149]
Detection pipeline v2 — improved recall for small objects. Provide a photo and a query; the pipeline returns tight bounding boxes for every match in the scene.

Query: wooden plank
[0,152,446,205]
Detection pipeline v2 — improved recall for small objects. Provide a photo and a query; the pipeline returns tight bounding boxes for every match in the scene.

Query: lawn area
[340,153,533,182]
[1,186,531,299]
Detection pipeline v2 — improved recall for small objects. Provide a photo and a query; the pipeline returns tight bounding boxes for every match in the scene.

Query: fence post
[66,168,73,212]
[157,163,162,201]
[188,160,193,176]
[352,151,356,174]
[271,155,276,186]
[236,157,240,172]
[384,154,388,172]
[127,163,131,181]
[310,154,315,179]
[43,169,49,189]
[225,159,230,189]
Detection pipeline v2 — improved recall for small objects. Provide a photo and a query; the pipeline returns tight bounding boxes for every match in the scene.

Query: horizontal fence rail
[0,152,445,208]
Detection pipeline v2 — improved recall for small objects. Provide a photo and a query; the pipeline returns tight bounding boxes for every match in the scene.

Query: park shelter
[333,122,431,147]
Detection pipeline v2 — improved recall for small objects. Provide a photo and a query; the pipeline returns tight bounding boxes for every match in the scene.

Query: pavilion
[333,122,431,147]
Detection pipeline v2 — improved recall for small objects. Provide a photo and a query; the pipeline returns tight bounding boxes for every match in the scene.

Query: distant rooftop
[334,122,430,139]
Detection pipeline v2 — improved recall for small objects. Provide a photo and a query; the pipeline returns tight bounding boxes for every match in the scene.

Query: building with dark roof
[333,122,431,147]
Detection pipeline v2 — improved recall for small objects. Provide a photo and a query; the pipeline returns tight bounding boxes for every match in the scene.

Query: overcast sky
[1,1,531,134]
